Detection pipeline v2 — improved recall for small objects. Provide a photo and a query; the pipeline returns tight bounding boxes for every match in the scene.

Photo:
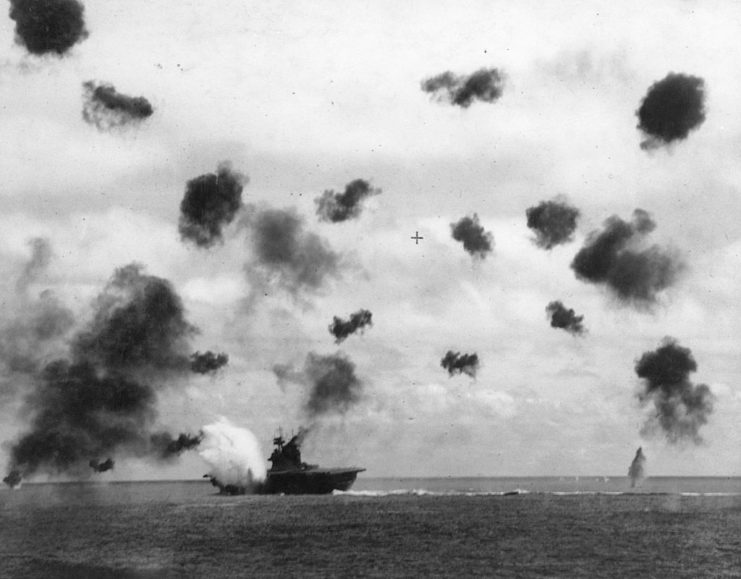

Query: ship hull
[261,468,363,495]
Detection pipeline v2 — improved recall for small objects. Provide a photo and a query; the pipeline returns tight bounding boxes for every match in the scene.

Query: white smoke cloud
[198,417,266,491]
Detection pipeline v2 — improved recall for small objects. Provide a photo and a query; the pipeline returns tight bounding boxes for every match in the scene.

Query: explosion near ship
[205,429,365,495]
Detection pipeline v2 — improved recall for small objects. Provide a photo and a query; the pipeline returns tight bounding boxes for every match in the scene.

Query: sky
[1,0,740,480]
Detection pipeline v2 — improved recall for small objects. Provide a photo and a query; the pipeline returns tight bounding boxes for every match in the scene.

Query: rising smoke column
[2,470,22,489]
[72,264,195,372]
[545,301,585,336]
[198,418,266,492]
[9,0,88,56]
[0,238,74,378]
[421,68,505,108]
[635,338,714,444]
[4,264,216,484]
[628,447,646,488]
[82,81,154,131]
[315,179,381,223]
[440,351,479,378]
[526,198,580,250]
[328,309,373,344]
[451,214,493,260]
[570,209,683,307]
[190,351,229,374]
[16,237,52,292]
[243,205,342,299]
[636,73,706,150]
[273,352,363,418]
[179,163,247,248]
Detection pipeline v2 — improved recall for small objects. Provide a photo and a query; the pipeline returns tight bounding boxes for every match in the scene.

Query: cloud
[328,309,373,344]
[440,351,479,378]
[421,68,505,108]
[570,209,684,307]
[636,73,706,150]
[545,301,585,336]
[526,198,580,250]
[315,179,381,223]
[82,81,154,131]
[451,214,493,259]
[9,0,88,56]
[635,338,714,444]
[179,162,247,248]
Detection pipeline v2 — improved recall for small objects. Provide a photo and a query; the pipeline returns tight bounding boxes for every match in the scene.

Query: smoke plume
[179,162,247,248]
[72,264,196,372]
[82,81,154,131]
[3,470,22,489]
[451,214,493,260]
[273,352,363,418]
[328,309,373,344]
[0,239,75,379]
[0,291,74,376]
[635,338,714,444]
[628,447,646,488]
[570,209,683,306]
[0,239,71,384]
[89,458,114,473]
[190,351,229,374]
[636,73,706,150]
[526,198,580,250]
[545,301,585,336]
[16,237,53,292]
[315,179,381,223]
[421,68,505,108]
[198,418,266,493]
[243,206,342,299]
[4,264,210,484]
[441,351,479,378]
[9,0,88,56]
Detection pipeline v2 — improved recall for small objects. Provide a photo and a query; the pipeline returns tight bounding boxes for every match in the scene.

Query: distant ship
[206,430,365,495]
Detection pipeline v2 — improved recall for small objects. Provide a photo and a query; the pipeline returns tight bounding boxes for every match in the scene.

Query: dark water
[1,478,740,578]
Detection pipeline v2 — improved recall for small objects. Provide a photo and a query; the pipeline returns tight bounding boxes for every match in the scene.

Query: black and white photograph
[1,1,740,577]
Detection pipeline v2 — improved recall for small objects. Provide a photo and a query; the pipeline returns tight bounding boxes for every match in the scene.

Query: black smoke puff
[82,81,154,130]
[440,351,479,378]
[315,179,381,223]
[9,0,88,56]
[451,214,493,259]
[526,199,580,250]
[179,163,247,248]
[636,73,706,149]
[635,338,714,444]
[422,68,505,108]
[545,301,585,336]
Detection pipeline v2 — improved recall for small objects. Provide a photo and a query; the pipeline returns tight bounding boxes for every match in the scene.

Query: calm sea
[1,477,740,578]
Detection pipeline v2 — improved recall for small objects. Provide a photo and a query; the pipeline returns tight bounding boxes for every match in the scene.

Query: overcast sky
[1,0,740,479]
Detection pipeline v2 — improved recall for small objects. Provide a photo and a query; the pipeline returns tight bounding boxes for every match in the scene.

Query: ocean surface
[1,477,740,578]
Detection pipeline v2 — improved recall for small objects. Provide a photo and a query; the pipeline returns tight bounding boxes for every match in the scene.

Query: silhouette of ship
[206,429,365,495]
[263,431,365,494]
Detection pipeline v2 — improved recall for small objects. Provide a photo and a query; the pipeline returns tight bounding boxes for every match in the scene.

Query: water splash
[198,418,266,493]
